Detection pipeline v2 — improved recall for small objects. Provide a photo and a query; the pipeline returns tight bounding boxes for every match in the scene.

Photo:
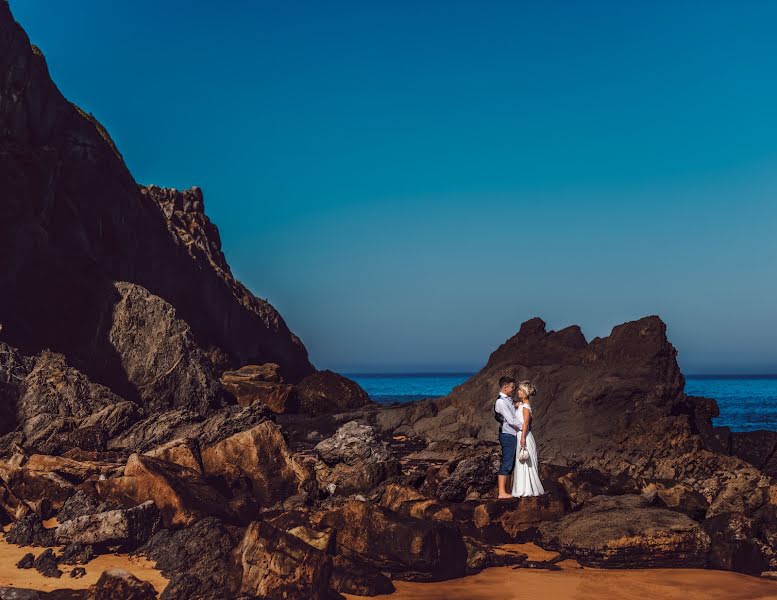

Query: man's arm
[495,398,521,430]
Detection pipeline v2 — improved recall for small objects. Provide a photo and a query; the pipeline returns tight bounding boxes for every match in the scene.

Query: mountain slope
[0,2,314,402]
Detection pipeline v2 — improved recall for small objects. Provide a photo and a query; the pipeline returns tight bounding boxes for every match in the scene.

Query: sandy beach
[342,543,777,600]
[0,523,168,594]
[343,567,777,600]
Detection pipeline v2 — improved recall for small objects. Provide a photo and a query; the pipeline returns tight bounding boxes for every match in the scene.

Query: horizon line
[342,371,777,378]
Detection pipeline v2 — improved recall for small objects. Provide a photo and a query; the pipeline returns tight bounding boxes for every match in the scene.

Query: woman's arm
[520,406,530,447]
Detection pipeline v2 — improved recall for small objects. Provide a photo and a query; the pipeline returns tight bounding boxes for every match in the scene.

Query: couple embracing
[494,376,546,499]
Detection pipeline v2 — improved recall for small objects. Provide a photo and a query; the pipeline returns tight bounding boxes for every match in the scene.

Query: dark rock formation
[0,343,34,437]
[200,421,314,508]
[536,495,710,568]
[4,514,55,547]
[16,553,34,569]
[95,454,237,527]
[57,542,95,566]
[220,364,299,413]
[418,446,501,502]
[729,430,777,478]
[32,549,62,578]
[55,501,162,548]
[84,569,156,600]
[57,490,117,524]
[295,370,372,414]
[0,4,313,422]
[311,498,468,582]
[11,349,136,455]
[314,421,400,496]
[232,520,337,600]
[377,316,769,516]
[703,512,769,574]
[134,517,243,600]
[376,483,567,545]
[108,402,274,455]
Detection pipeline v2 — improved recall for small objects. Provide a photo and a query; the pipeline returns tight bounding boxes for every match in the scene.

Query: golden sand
[344,543,777,600]
[0,524,168,593]
[3,527,776,600]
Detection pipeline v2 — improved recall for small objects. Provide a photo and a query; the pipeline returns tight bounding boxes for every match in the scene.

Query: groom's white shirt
[495,391,521,436]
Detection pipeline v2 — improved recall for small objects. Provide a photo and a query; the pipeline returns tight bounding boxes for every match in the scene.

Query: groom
[494,375,520,499]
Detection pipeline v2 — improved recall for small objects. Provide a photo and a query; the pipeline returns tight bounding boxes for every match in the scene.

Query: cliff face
[0,2,314,398]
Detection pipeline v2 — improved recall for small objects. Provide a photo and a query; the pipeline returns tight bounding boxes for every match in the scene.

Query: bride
[512,380,545,497]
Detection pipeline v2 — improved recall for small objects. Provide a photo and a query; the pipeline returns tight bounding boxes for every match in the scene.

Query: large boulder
[4,514,55,547]
[314,421,400,496]
[143,438,203,474]
[419,447,501,502]
[108,402,274,454]
[84,569,157,600]
[55,500,162,547]
[536,494,710,567]
[376,483,567,544]
[703,512,769,574]
[295,371,372,414]
[232,520,335,600]
[0,465,75,518]
[12,350,136,454]
[105,282,225,415]
[729,430,777,478]
[24,454,122,483]
[200,421,313,507]
[220,364,299,413]
[311,498,467,582]
[96,454,236,527]
[57,490,118,523]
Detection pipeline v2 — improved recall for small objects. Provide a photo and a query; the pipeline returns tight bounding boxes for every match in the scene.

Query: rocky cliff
[377,316,770,507]
[0,1,314,401]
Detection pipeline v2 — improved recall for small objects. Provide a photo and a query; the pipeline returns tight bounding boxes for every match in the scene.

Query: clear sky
[11,1,777,374]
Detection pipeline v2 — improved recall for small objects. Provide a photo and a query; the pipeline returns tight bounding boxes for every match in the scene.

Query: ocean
[346,373,777,433]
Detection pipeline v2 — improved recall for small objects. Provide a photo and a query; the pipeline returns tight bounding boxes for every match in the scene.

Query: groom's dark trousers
[498,432,517,475]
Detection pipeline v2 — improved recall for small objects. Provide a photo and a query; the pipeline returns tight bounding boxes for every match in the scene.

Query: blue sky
[11,1,777,373]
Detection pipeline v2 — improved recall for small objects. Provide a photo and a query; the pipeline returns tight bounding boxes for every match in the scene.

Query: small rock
[84,568,156,600]
[32,548,62,578]
[70,567,87,578]
[15,553,34,569]
[58,542,95,565]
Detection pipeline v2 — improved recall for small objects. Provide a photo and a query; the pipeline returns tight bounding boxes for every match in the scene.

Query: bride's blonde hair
[517,380,536,399]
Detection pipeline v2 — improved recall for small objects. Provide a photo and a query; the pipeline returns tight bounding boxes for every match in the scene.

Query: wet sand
[0,524,168,594]
[344,544,777,600]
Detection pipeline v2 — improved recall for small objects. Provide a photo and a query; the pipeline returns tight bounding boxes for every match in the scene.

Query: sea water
[347,373,777,432]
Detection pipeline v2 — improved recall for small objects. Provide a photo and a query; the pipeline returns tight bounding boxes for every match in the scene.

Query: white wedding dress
[511,402,545,497]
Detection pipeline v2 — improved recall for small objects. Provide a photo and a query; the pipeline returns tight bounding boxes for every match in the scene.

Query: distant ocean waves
[347,373,472,405]
[346,373,777,433]
[684,375,777,432]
